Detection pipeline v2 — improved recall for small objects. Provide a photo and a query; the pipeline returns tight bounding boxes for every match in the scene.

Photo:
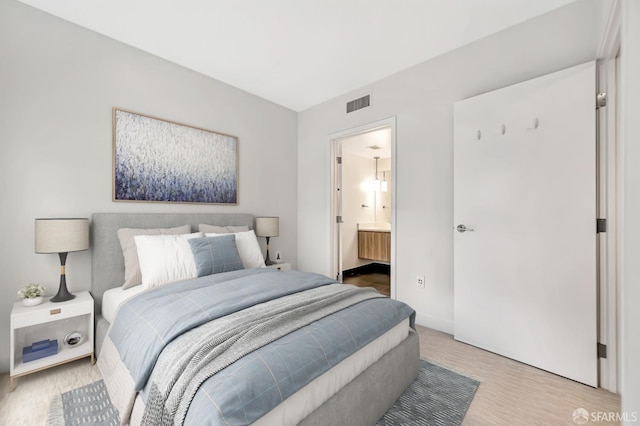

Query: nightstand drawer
[12,298,92,329]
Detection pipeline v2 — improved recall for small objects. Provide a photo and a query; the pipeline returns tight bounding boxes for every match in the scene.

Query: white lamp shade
[255,217,279,237]
[35,218,90,253]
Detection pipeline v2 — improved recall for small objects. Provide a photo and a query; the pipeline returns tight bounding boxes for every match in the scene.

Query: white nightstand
[266,262,292,271]
[9,290,94,391]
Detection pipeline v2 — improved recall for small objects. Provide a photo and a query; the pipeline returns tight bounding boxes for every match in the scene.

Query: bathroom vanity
[357,223,391,262]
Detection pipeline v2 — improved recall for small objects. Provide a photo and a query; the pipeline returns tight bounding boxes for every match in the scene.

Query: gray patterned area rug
[377,359,479,426]
[47,380,119,426]
[47,359,478,425]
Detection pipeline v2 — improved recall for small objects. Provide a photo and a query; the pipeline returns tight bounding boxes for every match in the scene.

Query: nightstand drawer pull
[50,308,61,315]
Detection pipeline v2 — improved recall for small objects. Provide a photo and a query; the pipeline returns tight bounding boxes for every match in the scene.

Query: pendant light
[373,156,388,192]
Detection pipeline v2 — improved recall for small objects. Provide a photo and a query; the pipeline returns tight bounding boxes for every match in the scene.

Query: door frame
[596,0,620,393]
[329,117,397,299]
[597,57,619,393]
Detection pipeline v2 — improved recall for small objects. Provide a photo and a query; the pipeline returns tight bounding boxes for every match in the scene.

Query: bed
[91,213,419,425]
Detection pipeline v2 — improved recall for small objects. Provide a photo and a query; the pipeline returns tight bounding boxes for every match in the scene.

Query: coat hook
[527,117,540,130]
[477,130,482,141]
[500,124,506,135]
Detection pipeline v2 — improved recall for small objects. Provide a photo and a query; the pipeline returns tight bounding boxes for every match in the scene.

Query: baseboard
[343,262,390,277]
[414,311,454,335]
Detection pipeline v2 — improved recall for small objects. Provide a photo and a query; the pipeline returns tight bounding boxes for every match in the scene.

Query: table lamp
[255,217,279,266]
[35,218,89,302]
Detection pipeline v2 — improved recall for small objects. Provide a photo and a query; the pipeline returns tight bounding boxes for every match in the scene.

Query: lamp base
[50,253,75,303]
[264,237,276,266]
[264,251,275,266]
[50,288,75,303]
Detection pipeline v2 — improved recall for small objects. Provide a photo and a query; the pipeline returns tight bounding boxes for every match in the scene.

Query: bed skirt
[300,330,419,426]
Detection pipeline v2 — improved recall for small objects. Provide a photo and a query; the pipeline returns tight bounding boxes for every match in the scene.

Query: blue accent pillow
[188,235,244,277]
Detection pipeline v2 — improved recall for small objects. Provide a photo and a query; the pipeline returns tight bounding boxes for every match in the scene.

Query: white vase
[22,296,43,307]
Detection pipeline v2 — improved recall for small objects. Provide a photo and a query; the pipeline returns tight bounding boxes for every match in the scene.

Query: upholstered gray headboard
[91,212,254,315]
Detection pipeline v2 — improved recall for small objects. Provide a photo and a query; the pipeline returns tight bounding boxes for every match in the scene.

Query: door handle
[456,224,475,233]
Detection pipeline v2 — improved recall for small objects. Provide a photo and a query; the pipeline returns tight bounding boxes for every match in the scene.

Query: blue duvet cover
[108,268,415,425]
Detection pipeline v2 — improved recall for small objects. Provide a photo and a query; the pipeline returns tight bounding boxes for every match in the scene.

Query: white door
[453,62,598,387]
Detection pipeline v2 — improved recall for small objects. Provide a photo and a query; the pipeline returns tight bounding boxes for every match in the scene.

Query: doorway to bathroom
[329,117,396,299]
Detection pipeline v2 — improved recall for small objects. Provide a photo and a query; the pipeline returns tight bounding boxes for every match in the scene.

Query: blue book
[31,339,49,351]
[23,339,58,363]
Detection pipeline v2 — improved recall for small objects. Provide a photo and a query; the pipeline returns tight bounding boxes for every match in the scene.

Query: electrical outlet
[275,251,282,262]
[417,275,425,288]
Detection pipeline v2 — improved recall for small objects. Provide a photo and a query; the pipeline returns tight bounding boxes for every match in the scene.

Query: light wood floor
[418,326,620,425]
[0,326,620,425]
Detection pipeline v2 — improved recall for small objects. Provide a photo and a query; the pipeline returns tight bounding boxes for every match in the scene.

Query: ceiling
[18,0,579,111]
[341,128,391,159]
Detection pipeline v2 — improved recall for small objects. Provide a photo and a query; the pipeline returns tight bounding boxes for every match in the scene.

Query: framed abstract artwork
[112,108,238,205]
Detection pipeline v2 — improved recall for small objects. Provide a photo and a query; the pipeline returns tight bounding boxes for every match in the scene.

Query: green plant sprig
[17,284,45,300]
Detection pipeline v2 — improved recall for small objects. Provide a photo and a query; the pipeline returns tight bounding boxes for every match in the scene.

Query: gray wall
[0,1,298,372]
[297,1,604,333]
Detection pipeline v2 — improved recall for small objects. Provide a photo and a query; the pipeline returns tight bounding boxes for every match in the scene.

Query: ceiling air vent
[346,95,370,113]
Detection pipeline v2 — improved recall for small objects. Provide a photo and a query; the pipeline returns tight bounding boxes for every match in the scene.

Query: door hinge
[596,92,607,109]
[336,156,342,164]
[597,218,607,233]
[336,216,343,223]
[598,343,607,359]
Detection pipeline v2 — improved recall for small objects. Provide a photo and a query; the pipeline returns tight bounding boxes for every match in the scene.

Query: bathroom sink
[357,222,391,232]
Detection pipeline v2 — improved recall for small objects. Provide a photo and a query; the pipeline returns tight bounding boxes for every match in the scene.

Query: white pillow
[205,230,266,269]
[134,232,203,289]
[117,224,191,289]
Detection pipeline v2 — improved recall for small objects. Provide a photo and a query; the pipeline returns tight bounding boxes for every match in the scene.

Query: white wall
[298,1,605,333]
[0,1,298,373]
[620,0,640,421]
